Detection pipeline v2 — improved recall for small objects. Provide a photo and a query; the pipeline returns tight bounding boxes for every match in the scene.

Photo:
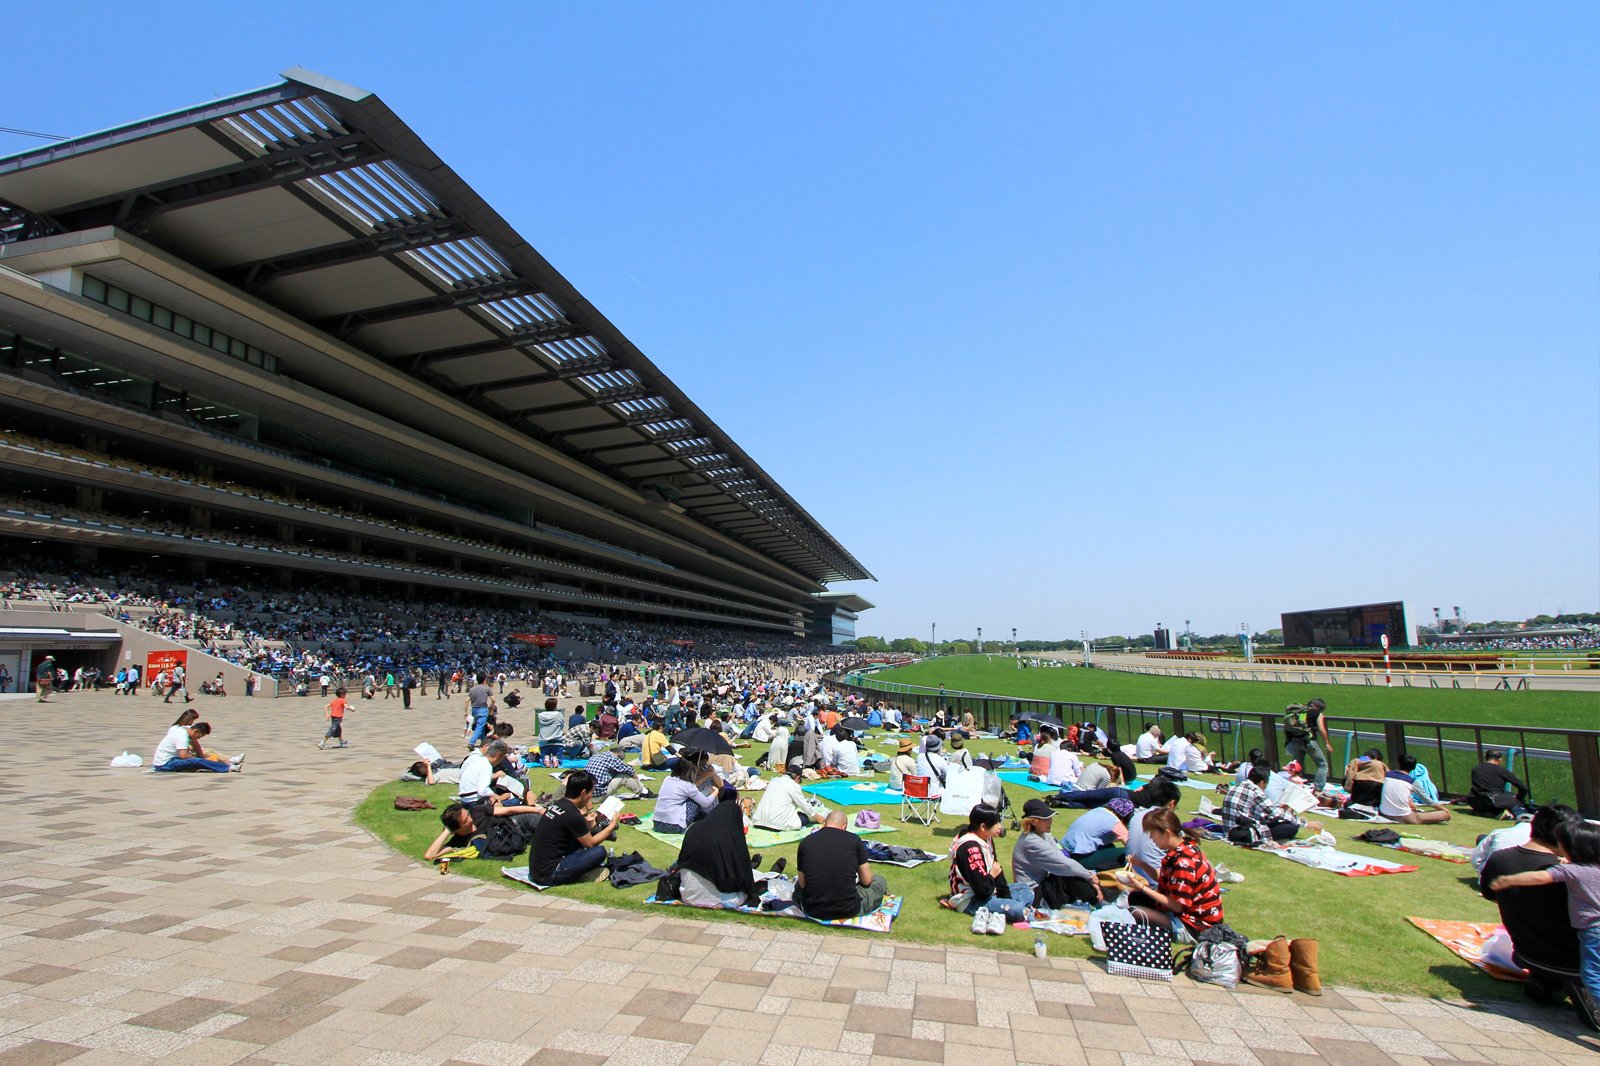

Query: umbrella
[840,716,870,731]
[671,726,732,755]
[1017,711,1067,730]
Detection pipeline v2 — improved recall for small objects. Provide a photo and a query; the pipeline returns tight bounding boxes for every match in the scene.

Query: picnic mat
[1389,837,1472,864]
[996,770,1064,793]
[1406,917,1526,981]
[645,892,903,932]
[1269,843,1418,877]
[803,780,905,806]
[500,867,553,891]
[628,814,896,851]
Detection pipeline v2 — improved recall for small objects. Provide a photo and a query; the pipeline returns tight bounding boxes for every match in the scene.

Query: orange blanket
[1406,917,1526,982]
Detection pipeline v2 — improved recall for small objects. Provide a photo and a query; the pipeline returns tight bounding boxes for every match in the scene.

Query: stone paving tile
[0,691,1589,1066]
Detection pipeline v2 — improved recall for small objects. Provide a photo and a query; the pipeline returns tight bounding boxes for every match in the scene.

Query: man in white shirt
[153,721,241,773]
[1164,734,1192,772]
[1045,745,1082,787]
[752,762,829,830]
[818,729,840,770]
[1135,726,1166,763]
[457,739,516,803]
[830,732,861,775]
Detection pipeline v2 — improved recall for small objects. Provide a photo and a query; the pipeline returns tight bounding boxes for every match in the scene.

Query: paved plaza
[0,690,1594,1066]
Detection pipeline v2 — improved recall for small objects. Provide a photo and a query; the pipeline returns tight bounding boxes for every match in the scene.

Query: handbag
[1103,919,1174,982]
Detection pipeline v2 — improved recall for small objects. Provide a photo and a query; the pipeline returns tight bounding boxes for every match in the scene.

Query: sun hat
[923,735,943,752]
[897,737,916,753]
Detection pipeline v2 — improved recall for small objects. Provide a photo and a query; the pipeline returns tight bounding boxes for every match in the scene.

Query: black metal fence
[826,671,1600,817]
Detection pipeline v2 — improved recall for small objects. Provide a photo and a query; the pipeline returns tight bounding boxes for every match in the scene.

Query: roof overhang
[0,68,871,585]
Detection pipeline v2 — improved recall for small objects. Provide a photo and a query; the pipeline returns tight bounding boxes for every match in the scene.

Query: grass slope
[864,656,1597,729]
[358,735,1522,1004]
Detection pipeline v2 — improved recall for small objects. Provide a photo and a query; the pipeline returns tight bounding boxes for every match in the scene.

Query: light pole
[931,622,936,651]
[977,627,983,654]
[1013,627,1019,668]
[1185,619,1191,651]
[1081,629,1089,667]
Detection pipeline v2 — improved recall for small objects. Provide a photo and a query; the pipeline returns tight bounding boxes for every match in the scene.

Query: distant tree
[947,641,972,655]
[854,635,888,652]
[889,637,928,653]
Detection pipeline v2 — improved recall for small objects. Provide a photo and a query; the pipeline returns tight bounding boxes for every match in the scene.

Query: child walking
[319,687,350,750]
[1490,820,1600,1030]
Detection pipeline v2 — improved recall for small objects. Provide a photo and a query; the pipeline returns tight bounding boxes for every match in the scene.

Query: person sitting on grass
[1221,764,1303,845]
[1469,749,1532,817]
[1379,754,1451,825]
[1134,724,1167,764]
[915,735,951,799]
[752,759,828,831]
[528,770,621,886]
[1014,799,1100,908]
[1061,797,1134,870]
[153,717,244,773]
[650,749,719,834]
[1343,749,1389,808]
[677,801,763,909]
[1480,805,1587,1019]
[1120,808,1225,945]
[1487,819,1600,1030]
[423,795,546,862]
[457,739,520,805]
[584,749,648,799]
[795,810,888,919]
[947,804,1034,930]
[888,736,918,791]
[1125,779,1184,883]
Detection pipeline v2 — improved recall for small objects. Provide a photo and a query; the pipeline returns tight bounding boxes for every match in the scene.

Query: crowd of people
[381,674,1598,1026]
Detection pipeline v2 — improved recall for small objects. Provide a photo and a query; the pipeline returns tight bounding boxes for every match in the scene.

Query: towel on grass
[646,892,903,932]
[1388,837,1472,864]
[1268,843,1418,877]
[628,814,896,851]
[803,780,905,806]
[1407,917,1525,981]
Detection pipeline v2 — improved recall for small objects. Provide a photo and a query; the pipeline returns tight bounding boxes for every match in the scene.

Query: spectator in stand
[1380,755,1452,824]
[794,810,887,920]
[1480,805,1584,1015]
[528,770,621,886]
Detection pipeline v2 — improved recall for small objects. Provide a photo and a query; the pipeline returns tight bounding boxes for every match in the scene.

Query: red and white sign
[147,649,187,677]
[510,633,560,648]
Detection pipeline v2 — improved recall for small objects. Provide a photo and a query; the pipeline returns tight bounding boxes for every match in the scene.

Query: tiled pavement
[0,691,1595,1066]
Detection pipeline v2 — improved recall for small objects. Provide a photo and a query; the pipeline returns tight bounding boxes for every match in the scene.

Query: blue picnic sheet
[803,780,905,806]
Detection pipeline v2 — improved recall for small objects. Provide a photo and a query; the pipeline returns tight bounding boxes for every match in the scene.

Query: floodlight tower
[976,627,983,654]
[1013,627,1019,668]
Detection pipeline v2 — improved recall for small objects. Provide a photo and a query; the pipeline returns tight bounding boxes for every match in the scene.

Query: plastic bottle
[1033,938,1047,960]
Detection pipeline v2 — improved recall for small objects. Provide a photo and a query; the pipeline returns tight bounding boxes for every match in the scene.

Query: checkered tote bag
[1103,919,1174,982]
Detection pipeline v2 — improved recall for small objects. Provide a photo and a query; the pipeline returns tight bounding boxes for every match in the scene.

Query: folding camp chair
[901,774,939,826]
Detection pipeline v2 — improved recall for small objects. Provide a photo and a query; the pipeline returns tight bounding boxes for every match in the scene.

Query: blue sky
[6,4,1596,641]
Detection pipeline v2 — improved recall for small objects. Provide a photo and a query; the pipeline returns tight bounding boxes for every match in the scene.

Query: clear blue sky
[6,4,1596,641]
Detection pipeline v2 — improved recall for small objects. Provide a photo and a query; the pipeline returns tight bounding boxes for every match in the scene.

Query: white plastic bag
[1481,927,1523,974]
[1305,830,1336,847]
[110,751,143,768]
[1088,902,1136,951]
[1190,939,1243,988]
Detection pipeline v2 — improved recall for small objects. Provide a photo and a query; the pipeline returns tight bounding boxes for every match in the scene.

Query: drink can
[439,858,450,876]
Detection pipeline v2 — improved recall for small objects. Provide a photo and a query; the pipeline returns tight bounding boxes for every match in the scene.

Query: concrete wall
[1,603,278,697]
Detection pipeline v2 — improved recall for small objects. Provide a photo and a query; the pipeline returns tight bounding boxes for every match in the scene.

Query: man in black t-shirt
[793,811,888,920]
[528,770,621,885]
[1481,804,1583,1005]
[1468,750,1531,815]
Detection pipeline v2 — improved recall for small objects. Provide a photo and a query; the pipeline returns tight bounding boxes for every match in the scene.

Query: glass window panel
[172,315,193,338]
[130,296,152,321]
[81,276,107,302]
[151,306,172,329]
[106,287,130,312]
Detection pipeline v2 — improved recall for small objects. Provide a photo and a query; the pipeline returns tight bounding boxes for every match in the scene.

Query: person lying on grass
[423,796,545,862]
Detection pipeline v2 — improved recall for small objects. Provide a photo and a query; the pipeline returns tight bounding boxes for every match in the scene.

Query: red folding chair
[900,774,939,826]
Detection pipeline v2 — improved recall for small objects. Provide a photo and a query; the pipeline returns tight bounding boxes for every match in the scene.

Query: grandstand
[0,67,872,678]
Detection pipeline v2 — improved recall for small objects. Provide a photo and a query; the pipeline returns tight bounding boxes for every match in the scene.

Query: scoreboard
[1281,602,1408,649]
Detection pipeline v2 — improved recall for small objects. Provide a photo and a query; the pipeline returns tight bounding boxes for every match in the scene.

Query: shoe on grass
[971,910,988,936]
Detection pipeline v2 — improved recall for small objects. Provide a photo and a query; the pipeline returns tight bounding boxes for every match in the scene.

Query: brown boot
[1245,936,1294,994]
[1289,938,1322,996]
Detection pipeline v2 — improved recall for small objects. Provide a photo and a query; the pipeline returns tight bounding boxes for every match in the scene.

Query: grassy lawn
[861,655,1598,728]
[357,732,1523,1004]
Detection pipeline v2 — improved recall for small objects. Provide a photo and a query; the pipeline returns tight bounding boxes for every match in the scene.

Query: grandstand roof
[0,68,871,585]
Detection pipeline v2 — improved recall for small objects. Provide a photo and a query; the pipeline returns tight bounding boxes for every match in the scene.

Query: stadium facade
[0,69,871,641]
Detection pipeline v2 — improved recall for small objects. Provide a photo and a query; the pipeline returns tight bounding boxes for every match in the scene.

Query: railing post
[1567,732,1600,819]
[1382,721,1408,766]
[1259,715,1280,766]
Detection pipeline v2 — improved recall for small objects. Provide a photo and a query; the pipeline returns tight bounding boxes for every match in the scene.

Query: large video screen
[1281,602,1408,649]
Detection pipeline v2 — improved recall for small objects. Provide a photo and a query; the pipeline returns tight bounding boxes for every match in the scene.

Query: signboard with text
[146,649,187,678]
